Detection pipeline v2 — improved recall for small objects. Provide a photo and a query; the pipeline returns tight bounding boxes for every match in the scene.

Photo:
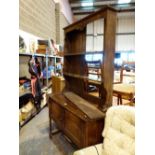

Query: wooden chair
[113,64,135,105]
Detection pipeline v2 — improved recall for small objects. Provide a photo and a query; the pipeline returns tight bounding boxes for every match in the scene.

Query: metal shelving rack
[19,52,63,88]
[19,52,63,128]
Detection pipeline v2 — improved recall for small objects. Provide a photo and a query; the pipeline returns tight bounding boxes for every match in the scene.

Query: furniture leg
[117,95,120,105]
[49,117,60,139]
[119,95,122,105]
[49,117,52,139]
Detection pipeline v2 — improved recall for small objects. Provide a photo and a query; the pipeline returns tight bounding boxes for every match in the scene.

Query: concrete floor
[19,107,76,155]
[19,97,129,155]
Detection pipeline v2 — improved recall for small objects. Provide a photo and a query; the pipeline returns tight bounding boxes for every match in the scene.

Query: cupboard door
[84,120,104,146]
[64,110,84,148]
[51,102,64,129]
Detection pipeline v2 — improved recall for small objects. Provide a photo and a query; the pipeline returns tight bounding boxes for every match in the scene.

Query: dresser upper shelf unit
[63,6,117,109]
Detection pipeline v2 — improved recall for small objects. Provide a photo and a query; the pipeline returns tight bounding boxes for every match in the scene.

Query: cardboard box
[20,101,35,120]
[36,49,46,54]
[52,76,65,94]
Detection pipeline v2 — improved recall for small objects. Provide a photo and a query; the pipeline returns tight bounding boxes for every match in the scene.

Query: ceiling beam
[73,8,135,15]
[74,11,95,15]
[71,2,135,10]
[69,0,114,3]
[117,8,135,13]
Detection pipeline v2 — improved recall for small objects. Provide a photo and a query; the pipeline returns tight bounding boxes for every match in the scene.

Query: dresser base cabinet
[48,93,105,148]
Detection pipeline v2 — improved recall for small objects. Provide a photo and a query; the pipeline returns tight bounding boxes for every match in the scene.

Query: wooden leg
[120,95,122,105]
[49,117,52,139]
[49,117,60,139]
[117,95,120,105]
[117,94,122,105]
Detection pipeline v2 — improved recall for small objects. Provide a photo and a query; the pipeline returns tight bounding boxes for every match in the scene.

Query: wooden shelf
[64,51,103,56]
[63,72,102,85]
[85,51,103,55]
[88,72,101,75]
[64,52,85,56]
[88,66,100,69]
[86,60,101,64]
[63,72,87,80]
[88,79,102,86]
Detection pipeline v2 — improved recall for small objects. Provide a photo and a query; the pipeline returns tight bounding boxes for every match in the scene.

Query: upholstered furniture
[73,105,135,155]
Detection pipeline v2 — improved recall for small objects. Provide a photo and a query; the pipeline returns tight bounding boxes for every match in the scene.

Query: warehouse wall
[19,0,72,78]
[55,3,69,45]
[19,0,56,40]
[19,0,72,45]
[116,14,135,51]
[59,11,69,45]
[19,56,31,78]
[54,0,74,23]
[54,0,72,45]
[85,12,135,52]
[55,3,60,44]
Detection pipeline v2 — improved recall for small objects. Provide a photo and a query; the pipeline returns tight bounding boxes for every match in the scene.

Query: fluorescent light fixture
[118,0,131,4]
[81,2,93,7]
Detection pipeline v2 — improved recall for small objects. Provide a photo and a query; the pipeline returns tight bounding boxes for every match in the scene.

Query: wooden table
[113,83,135,105]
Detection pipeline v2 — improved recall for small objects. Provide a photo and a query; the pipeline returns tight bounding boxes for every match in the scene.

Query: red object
[19,80,26,85]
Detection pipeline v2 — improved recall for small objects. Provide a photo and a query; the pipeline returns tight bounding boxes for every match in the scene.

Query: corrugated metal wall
[86,18,104,52]
[55,3,69,45]
[19,0,56,40]
[86,14,135,52]
[116,16,135,51]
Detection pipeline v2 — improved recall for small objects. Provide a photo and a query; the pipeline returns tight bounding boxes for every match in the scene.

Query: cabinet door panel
[64,111,84,147]
[51,102,64,129]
